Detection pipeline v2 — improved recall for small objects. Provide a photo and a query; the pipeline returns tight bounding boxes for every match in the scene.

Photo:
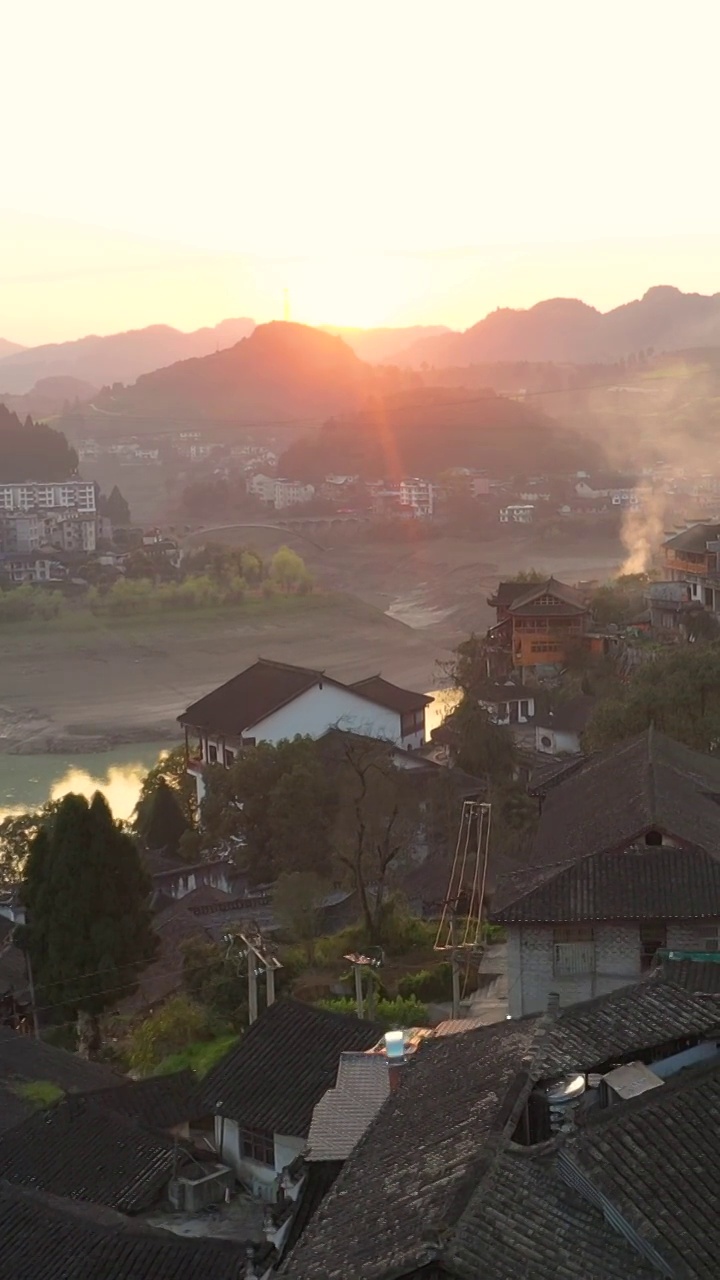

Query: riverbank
[0,593,444,755]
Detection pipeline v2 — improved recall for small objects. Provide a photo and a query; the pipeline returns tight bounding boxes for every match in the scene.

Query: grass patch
[155,1034,238,1078]
[13,1080,64,1108]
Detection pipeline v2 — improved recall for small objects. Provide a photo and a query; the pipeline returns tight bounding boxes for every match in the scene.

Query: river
[0,741,173,822]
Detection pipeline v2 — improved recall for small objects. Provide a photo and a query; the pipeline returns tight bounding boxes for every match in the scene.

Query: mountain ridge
[399,286,720,367]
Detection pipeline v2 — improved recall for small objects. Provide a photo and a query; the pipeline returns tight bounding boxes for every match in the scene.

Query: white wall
[213,1118,306,1201]
[250,682,406,746]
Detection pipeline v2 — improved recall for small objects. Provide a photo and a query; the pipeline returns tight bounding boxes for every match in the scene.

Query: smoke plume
[619,486,669,575]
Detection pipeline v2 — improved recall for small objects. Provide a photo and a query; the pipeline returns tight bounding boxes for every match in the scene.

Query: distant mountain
[0,339,25,360]
[0,376,99,420]
[322,325,452,364]
[93,322,417,426]
[0,318,255,394]
[400,287,720,367]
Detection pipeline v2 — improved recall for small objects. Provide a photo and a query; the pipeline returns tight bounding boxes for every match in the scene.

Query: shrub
[127,996,220,1075]
[315,994,430,1029]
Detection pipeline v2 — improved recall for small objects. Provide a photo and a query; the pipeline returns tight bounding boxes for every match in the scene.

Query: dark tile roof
[284,1019,537,1280]
[200,999,382,1136]
[178,657,324,734]
[282,1160,343,1260]
[510,600,588,617]
[493,728,720,920]
[284,972,720,1280]
[563,1060,720,1278]
[488,581,529,609]
[448,1152,657,1280]
[539,693,596,733]
[507,577,587,613]
[80,1070,205,1131]
[0,1181,255,1280]
[348,675,433,713]
[0,1083,35,1134]
[492,843,720,924]
[663,521,720,553]
[0,1026,125,1093]
[660,955,720,995]
[0,1098,180,1213]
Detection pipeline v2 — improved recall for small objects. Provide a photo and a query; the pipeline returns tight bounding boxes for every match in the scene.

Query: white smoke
[619,486,669,576]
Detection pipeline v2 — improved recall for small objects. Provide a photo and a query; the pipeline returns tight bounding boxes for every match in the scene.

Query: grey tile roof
[661,956,720,994]
[563,1060,720,1278]
[0,1098,179,1213]
[200,999,382,1137]
[449,1152,657,1280]
[306,1052,389,1162]
[284,1018,537,1280]
[179,657,324,734]
[0,1026,125,1093]
[663,521,720,553]
[348,676,432,713]
[0,1082,35,1134]
[80,1069,205,1131]
[493,728,720,921]
[0,1181,258,1280]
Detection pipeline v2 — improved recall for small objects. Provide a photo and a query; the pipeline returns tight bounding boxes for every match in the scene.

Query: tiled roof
[284,1019,537,1280]
[0,1083,35,1135]
[492,844,720,923]
[449,1152,657,1280]
[348,675,432,713]
[660,955,720,995]
[509,600,588,617]
[282,1160,343,1260]
[539,693,596,732]
[306,1052,389,1162]
[0,1181,256,1280]
[80,1069,204,1131]
[0,1098,179,1213]
[179,658,324,734]
[0,1026,125,1093]
[488,581,529,609]
[663,521,720,552]
[508,576,587,612]
[284,972,720,1280]
[563,1060,720,1278]
[200,999,382,1136]
[493,728,720,921]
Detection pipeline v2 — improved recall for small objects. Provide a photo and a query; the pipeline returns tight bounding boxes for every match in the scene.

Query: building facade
[663,521,720,614]
[0,481,97,555]
[486,577,590,677]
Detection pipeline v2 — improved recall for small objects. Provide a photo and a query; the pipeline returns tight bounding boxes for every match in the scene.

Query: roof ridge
[256,656,326,676]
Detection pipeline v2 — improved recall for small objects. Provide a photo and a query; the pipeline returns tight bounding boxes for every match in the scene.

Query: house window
[703,925,720,952]
[207,744,218,764]
[224,749,235,768]
[239,1127,274,1166]
[640,921,666,970]
[401,708,425,737]
[553,925,595,976]
[520,699,530,720]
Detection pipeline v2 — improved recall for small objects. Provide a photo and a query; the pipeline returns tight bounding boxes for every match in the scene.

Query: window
[703,925,720,952]
[207,744,218,764]
[520,699,530,720]
[553,925,595,976]
[239,1127,274,1166]
[401,708,425,737]
[640,921,666,970]
[224,748,235,768]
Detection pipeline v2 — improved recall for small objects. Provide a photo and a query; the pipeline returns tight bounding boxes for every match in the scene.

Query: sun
[284,251,421,330]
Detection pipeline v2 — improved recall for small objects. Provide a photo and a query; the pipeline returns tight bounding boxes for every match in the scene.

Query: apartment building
[0,481,97,554]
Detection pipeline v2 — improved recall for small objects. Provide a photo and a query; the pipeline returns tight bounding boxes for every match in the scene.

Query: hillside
[0,376,99,420]
[400,286,720,367]
[278,385,602,481]
[0,339,24,360]
[0,318,255,395]
[92,322,417,426]
[322,324,452,364]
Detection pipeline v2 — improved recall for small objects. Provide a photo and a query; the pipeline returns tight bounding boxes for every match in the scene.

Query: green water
[0,741,174,821]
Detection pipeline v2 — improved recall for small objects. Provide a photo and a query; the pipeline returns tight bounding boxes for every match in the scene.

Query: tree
[584,642,720,753]
[0,406,78,480]
[273,871,329,960]
[0,802,62,886]
[135,745,196,828]
[128,995,214,1075]
[136,778,189,858]
[102,485,131,526]
[443,695,516,783]
[270,545,312,592]
[201,738,334,880]
[329,736,421,940]
[21,793,156,1056]
[181,936,248,1028]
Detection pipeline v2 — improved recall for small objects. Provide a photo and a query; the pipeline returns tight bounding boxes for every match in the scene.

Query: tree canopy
[0,406,78,481]
[21,792,156,1053]
[99,485,131,526]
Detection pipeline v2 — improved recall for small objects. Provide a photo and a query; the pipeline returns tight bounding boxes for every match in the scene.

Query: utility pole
[224,925,282,1026]
[344,949,383,1021]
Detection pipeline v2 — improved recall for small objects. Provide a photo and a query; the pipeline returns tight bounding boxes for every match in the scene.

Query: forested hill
[91,322,417,426]
[0,406,78,481]
[278,386,602,481]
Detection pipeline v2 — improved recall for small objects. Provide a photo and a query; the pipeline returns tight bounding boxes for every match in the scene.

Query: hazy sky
[4,0,720,344]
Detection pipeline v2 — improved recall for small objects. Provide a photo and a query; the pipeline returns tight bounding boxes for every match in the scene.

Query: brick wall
[507,919,719,1018]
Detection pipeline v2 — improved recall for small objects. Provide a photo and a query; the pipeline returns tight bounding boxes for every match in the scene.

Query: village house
[199,999,381,1202]
[179,658,433,803]
[486,576,591,678]
[285,964,720,1280]
[491,728,720,1019]
[663,520,720,614]
[533,693,596,757]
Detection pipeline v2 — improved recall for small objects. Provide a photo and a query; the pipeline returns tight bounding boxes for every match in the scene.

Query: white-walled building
[0,481,97,554]
[247,474,315,510]
[492,729,720,1018]
[399,478,434,518]
[179,658,433,803]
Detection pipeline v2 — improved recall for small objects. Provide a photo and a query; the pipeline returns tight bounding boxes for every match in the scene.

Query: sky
[3,0,720,345]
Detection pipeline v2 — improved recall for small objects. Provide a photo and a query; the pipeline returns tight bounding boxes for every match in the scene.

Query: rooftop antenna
[283,288,291,323]
[434,800,492,1018]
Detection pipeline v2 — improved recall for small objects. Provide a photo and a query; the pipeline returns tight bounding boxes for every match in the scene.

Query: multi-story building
[663,521,720,613]
[0,481,97,555]
[486,576,590,677]
[398,479,434,518]
[247,474,314,510]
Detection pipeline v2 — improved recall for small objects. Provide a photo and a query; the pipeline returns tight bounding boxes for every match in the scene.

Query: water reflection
[0,744,170,822]
[425,687,461,737]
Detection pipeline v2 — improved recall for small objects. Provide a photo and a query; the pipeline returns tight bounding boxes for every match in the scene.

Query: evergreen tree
[104,485,131,526]
[137,777,189,857]
[21,793,156,1056]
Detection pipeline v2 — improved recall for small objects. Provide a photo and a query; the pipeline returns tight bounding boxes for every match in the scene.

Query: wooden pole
[266,962,276,1007]
[248,952,258,1024]
[354,964,365,1019]
[451,952,461,1021]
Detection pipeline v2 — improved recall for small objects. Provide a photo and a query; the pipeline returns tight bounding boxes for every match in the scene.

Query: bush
[127,996,221,1075]
[397,962,479,1003]
[315,994,430,1029]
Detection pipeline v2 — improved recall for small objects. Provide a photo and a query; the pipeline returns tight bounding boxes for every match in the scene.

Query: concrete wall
[506,919,720,1018]
[214,1118,306,1202]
